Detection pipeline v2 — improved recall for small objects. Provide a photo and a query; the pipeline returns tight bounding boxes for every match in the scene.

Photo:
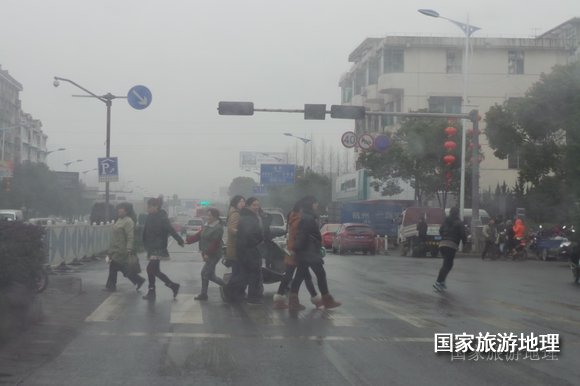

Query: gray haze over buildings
[1,0,579,198]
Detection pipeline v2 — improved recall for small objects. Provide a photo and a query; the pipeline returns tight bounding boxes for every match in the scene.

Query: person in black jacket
[229,197,264,304]
[288,196,341,310]
[142,197,184,301]
[434,207,467,292]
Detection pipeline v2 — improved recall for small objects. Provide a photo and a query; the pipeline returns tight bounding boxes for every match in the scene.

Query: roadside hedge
[0,221,46,344]
[0,221,46,291]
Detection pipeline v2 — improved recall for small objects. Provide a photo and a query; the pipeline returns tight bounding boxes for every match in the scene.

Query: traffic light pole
[218,101,481,251]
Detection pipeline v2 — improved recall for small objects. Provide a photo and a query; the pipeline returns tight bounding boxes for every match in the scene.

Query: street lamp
[54,76,125,222]
[46,147,66,156]
[244,169,261,177]
[81,168,98,175]
[283,133,312,172]
[418,9,481,223]
[64,159,83,170]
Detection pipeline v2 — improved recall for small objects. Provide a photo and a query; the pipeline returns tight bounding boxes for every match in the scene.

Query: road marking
[487,299,580,327]
[170,295,204,324]
[85,293,130,322]
[324,342,372,386]
[475,317,529,331]
[244,305,284,326]
[364,298,438,328]
[320,310,358,327]
[95,331,433,343]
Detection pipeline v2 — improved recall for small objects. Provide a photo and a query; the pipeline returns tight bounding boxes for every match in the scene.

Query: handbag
[126,252,142,275]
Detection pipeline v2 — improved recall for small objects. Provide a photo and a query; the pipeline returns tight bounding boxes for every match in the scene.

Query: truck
[330,200,412,243]
[398,207,445,257]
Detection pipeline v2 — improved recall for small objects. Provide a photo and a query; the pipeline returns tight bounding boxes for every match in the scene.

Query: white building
[19,112,48,163]
[339,18,579,192]
[0,65,49,165]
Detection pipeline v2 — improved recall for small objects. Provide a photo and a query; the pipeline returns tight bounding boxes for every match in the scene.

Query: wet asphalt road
[3,242,580,386]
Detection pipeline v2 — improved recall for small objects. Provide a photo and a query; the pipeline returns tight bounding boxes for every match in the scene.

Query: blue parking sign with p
[98,157,119,183]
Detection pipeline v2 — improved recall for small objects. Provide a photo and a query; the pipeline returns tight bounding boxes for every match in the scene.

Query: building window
[383,48,404,73]
[508,150,520,169]
[354,69,366,95]
[368,57,380,85]
[508,50,525,74]
[342,87,353,104]
[446,50,462,73]
[382,102,395,127]
[428,96,462,114]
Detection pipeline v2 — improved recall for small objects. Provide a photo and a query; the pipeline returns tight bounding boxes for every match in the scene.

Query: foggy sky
[1,0,578,199]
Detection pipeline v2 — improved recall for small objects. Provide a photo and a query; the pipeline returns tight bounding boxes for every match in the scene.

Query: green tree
[0,162,87,218]
[358,115,462,207]
[266,172,332,214]
[486,61,580,223]
[228,176,258,199]
[486,61,580,189]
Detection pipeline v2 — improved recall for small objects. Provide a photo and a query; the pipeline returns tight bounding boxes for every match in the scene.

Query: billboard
[54,171,80,190]
[260,164,295,186]
[239,152,288,171]
[0,160,14,179]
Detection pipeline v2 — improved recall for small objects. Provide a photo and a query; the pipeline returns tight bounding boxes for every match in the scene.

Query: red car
[332,223,376,255]
[320,223,341,249]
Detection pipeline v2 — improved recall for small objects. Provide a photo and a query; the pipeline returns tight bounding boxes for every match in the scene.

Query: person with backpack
[272,199,322,310]
[142,197,184,301]
[229,197,265,304]
[288,196,341,310]
[433,207,467,292]
[186,208,226,300]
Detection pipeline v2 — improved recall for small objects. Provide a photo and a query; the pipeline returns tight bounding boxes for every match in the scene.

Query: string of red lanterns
[443,121,458,189]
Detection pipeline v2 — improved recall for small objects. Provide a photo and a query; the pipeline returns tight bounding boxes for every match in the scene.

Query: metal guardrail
[45,224,112,266]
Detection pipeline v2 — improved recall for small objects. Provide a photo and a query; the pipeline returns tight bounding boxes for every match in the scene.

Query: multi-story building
[19,112,48,163]
[0,65,23,163]
[339,18,580,192]
[0,64,48,165]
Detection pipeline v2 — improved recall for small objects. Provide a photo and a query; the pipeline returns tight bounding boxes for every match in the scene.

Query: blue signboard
[374,135,390,152]
[260,164,295,186]
[127,85,152,110]
[98,157,119,183]
[253,185,268,196]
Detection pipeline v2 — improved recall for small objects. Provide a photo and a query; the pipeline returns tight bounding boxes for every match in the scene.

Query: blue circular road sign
[127,85,152,110]
[374,135,390,152]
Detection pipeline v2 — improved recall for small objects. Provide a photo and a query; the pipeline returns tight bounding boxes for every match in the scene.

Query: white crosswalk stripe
[85,293,130,322]
[170,295,204,324]
[244,305,285,326]
[364,298,440,328]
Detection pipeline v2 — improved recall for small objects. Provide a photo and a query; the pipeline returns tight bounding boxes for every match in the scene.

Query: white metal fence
[46,224,112,266]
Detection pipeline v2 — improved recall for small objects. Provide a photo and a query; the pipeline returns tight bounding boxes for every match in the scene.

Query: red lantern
[444,140,457,151]
[443,154,456,166]
[444,126,457,137]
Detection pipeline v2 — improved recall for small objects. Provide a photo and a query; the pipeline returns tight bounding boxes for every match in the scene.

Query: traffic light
[304,104,326,120]
[200,200,211,207]
[330,105,366,119]
[218,101,254,116]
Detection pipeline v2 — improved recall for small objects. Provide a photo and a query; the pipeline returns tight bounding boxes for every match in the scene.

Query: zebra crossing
[84,290,552,335]
[85,291,404,329]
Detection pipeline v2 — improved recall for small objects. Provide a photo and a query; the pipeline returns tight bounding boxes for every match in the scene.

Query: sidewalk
[0,265,108,384]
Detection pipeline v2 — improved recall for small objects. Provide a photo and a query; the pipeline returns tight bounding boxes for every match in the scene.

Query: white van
[445,208,490,226]
[0,209,24,222]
